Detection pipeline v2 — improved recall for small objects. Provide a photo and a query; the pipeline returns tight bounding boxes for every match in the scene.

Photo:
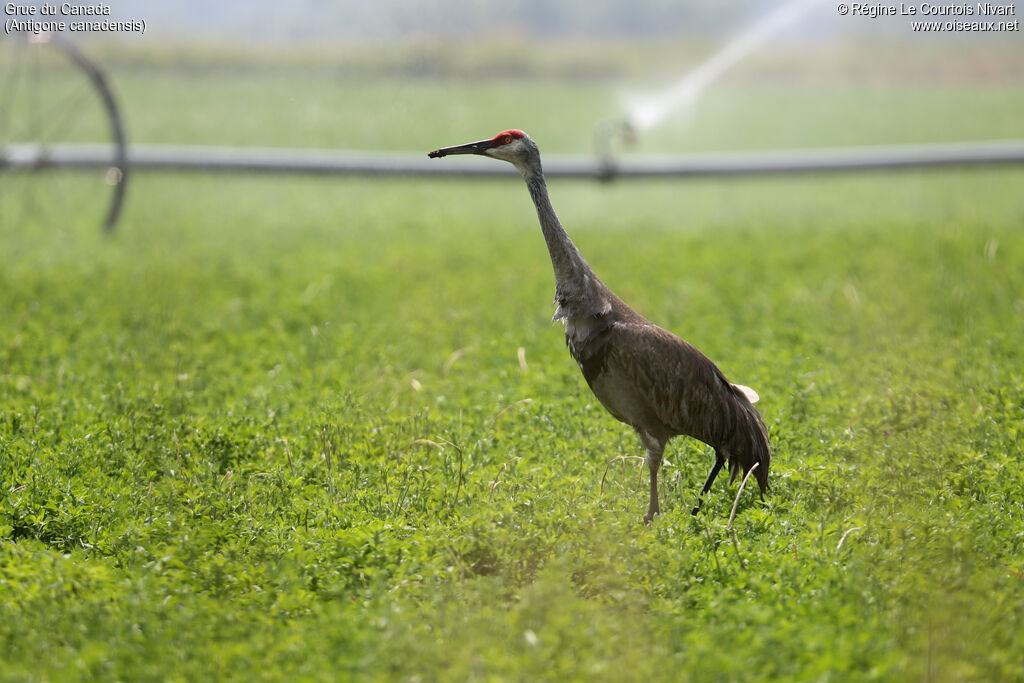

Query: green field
[2,41,1024,680]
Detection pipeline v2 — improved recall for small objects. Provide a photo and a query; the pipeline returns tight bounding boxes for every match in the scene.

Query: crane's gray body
[430,131,770,521]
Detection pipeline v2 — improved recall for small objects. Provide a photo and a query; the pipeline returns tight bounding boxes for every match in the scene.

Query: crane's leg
[639,432,666,524]
[691,449,726,516]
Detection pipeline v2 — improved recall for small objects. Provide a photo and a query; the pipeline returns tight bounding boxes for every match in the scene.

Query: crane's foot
[691,498,704,516]
[643,507,659,525]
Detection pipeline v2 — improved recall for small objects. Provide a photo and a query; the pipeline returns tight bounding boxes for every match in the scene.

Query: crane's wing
[577,319,756,438]
[604,320,769,489]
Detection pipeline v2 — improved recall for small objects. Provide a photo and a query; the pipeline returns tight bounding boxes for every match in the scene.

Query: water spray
[622,0,828,134]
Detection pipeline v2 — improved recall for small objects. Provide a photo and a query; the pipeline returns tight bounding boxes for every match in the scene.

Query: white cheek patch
[489,139,525,160]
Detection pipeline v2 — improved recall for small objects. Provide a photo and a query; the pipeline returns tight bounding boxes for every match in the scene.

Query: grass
[2,41,1024,680]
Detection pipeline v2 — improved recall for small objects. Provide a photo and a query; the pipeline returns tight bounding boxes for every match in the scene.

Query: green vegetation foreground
[2,166,1021,680]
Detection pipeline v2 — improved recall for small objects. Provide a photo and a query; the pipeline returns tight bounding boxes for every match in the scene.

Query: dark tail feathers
[725,390,771,494]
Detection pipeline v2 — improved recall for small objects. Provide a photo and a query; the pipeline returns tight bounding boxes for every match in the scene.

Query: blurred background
[2,0,1022,235]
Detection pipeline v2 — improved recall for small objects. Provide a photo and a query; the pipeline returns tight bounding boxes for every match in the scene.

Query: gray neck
[522,167,611,321]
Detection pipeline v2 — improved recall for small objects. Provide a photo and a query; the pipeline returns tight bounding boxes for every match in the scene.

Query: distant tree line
[127,0,770,41]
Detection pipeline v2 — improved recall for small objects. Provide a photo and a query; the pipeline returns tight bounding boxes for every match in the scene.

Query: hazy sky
[60,0,842,42]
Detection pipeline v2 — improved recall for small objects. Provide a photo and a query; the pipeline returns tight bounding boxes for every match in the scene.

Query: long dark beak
[428,139,491,159]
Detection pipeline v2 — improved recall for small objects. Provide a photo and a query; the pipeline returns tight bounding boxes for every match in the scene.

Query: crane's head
[428,129,538,172]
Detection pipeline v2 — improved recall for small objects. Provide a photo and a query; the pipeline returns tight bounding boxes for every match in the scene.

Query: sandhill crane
[428,130,770,522]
